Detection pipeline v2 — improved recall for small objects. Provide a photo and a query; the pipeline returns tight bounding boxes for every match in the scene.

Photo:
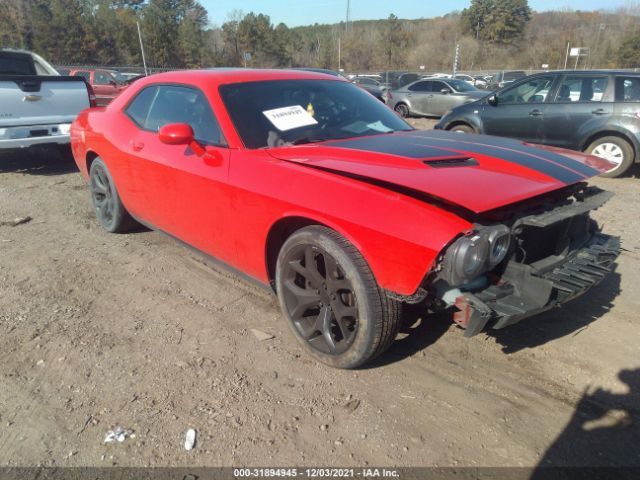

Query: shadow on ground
[531,368,640,479]
[370,266,621,367]
[489,270,621,354]
[0,147,78,176]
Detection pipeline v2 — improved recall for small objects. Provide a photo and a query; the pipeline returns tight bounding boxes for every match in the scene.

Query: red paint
[70,69,603,296]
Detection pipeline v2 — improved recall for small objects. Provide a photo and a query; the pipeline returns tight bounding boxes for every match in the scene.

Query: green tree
[379,14,411,67]
[461,0,531,44]
[618,33,640,68]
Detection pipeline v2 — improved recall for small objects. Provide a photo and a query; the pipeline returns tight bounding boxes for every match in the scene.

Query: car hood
[267,130,613,214]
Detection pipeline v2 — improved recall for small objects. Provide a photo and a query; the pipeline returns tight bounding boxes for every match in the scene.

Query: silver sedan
[390,78,487,118]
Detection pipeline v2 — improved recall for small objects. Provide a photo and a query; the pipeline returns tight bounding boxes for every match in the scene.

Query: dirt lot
[1,123,640,471]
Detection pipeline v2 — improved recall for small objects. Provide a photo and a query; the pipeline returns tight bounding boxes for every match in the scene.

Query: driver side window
[408,81,432,92]
[498,77,554,104]
[127,85,226,146]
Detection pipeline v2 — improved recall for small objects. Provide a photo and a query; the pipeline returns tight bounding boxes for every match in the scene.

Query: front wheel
[275,226,401,369]
[586,136,634,178]
[449,124,475,134]
[394,103,410,118]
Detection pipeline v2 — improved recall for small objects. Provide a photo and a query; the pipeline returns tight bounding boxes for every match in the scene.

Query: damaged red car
[70,69,620,368]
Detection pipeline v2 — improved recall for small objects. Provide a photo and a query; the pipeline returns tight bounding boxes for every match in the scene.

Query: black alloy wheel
[280,243,359,355]
[276,226,401,369]
[89,157,136,233]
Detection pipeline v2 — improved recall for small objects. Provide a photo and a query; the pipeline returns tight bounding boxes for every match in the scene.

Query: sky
[201,0,635,27]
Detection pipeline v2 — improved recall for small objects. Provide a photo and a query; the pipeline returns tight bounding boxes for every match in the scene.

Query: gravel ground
[1,125,639,471]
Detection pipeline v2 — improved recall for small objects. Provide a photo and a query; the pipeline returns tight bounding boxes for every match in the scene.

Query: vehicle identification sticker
[263,105,318,131]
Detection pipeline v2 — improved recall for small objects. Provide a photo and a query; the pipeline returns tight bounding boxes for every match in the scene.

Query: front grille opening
[514,214,591,264]
[425,157,479,168]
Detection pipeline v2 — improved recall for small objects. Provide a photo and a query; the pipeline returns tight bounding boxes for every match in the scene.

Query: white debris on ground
[104,426,135,444]
[184,428,197,451]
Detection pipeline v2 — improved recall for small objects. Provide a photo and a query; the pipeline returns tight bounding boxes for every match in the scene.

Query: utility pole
[338,37,341,71]
[345,0,350,33]
[563,42,570,70]
[136,21,148,76]
[453,44,460,77]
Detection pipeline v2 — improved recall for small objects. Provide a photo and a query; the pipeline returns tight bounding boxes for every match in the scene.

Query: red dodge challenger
[70,69,619,368]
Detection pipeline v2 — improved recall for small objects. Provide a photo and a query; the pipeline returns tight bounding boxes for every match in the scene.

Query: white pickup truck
[0,49,95,151]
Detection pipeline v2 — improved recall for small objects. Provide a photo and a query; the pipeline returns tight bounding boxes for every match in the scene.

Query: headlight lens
[487,225,511,267]
[440,225,512,286]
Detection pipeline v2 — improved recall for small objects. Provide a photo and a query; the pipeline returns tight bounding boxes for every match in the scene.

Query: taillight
[85,82,97,108]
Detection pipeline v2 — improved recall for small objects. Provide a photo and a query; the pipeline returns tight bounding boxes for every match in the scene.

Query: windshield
[220,79,412,149]
[447,79,478,92]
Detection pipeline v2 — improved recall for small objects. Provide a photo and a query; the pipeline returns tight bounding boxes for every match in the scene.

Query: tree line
[1,0,639,72]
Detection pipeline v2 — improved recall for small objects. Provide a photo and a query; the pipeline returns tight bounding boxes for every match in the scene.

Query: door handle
[529,109,543,117]
[23,94,42,102]
[592,108,607,115]
[130,141,144,151]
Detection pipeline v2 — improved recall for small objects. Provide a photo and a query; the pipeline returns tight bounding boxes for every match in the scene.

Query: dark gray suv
[435,71,640,177]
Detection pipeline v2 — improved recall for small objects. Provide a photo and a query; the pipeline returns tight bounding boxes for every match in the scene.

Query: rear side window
[94,71,112,85]
[126,86,158,128]
[0,54,35,75]
[555,76,608,103]
[615,77,640,102]
[129,85,225,146]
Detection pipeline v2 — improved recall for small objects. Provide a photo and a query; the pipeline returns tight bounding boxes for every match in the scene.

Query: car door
[121,84,235,263]
[481,75,556,143]
[406,81,432,115]
[93,70,118,105]
[541,74,613,149]
[428,80,454,116]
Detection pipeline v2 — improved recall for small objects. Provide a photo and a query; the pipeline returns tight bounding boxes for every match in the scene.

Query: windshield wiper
[291,137,328,145]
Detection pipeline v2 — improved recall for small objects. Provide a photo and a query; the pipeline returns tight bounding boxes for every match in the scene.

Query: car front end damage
[425,184,620,336]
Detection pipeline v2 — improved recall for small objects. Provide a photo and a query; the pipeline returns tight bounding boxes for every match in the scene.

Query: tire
[394,103,410,118]
[89,157,137,233]
[449,124,474,134]
[275,226,401,369]
[586,136,634,178]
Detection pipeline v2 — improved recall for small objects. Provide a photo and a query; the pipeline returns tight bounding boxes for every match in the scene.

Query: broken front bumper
[453,232,620,337]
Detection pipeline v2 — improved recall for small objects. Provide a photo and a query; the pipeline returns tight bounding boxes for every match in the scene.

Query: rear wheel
[394,103,410,118]
[449,124,475,134]
[275,226,401,369]
[586,136,634,178]
[89,157,137,233]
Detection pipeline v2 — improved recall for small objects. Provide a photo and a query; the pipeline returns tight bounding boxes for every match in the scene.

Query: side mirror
[441,88,452,94]
[159,123,194,145]
[487,94,498,106]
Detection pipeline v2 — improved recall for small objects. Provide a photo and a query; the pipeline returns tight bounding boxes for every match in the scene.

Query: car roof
[533,69,640,76]
[133,68,348,88]
[117,68,350,97]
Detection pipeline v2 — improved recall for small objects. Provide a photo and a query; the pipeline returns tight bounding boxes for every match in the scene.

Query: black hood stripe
[411,130,598,178]
[325,131,596,185]
[325,135,457,159]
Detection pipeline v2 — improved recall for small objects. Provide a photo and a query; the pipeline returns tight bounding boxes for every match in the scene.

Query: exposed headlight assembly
[439,225,511,286]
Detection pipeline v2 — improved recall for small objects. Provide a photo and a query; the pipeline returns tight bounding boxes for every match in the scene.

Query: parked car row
[435,70,640,177]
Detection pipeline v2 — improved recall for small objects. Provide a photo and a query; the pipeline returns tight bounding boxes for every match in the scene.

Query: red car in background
[70,69,619,368]
[68,68,127,106]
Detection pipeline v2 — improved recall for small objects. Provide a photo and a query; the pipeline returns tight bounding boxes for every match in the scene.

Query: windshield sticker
[263,105,318,131]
